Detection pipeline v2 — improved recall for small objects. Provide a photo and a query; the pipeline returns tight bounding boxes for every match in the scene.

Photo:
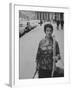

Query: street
[19,21,64,79]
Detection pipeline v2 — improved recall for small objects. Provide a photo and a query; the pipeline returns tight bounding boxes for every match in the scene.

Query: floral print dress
[36,36,60,78]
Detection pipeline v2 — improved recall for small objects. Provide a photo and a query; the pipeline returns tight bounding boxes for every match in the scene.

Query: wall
[0,0,72,89]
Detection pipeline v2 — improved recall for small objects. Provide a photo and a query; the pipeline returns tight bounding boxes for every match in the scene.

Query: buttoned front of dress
[37,37,53,70]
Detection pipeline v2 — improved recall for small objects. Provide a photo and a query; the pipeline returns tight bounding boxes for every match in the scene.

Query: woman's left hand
[53,56,59,62]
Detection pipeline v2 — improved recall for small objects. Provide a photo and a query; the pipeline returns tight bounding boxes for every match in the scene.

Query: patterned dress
[36,36,60,78]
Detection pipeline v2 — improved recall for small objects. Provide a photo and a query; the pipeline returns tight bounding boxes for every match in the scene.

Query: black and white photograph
[19,10,64,79]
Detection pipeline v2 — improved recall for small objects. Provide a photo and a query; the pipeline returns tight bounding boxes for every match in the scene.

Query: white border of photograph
[9,3,70,87]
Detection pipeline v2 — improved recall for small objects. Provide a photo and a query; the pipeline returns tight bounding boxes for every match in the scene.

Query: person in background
[61,20,64,30]
[38,20,43,26]
[56,20,60,30]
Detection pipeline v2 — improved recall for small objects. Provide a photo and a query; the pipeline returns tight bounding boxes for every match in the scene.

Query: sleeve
[56,41,61,60]
[36,45,41,64]
[36,41,42,65]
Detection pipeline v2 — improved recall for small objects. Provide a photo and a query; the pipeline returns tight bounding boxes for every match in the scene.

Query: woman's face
[45,27,53,38]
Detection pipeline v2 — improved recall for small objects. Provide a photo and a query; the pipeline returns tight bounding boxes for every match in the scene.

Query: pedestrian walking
[35,24,61,78]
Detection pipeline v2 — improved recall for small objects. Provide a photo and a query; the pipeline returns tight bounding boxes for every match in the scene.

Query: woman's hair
[44,24,53,33]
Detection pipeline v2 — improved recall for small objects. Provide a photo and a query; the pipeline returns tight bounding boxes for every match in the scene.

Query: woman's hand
[53,54,61,62]
[53,56,59,63]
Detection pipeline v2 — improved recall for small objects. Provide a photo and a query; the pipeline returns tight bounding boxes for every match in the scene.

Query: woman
[36,24,61,78]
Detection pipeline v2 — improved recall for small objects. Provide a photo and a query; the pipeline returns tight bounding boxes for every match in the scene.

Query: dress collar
[45,36,53,41]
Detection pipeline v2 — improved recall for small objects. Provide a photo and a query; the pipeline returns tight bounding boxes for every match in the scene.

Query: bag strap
[51,35,56,77]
